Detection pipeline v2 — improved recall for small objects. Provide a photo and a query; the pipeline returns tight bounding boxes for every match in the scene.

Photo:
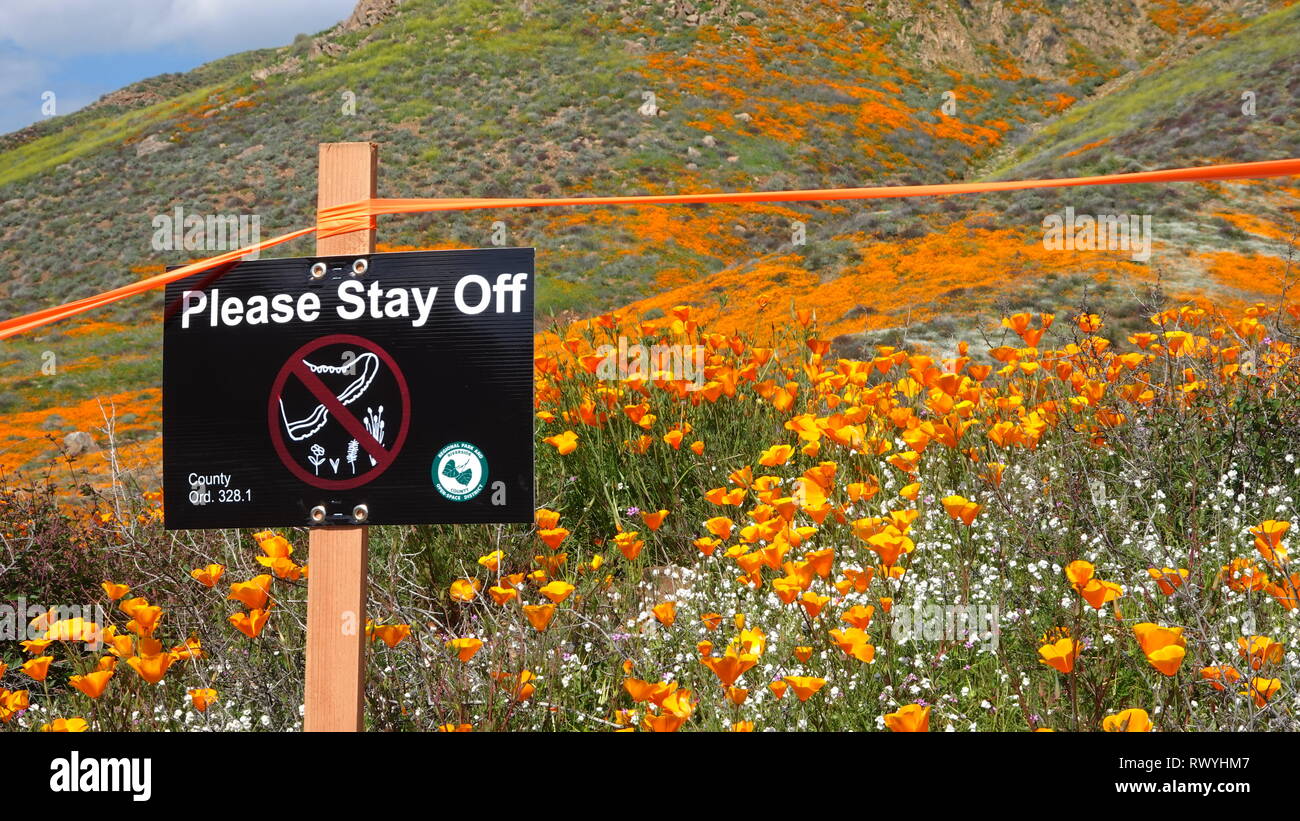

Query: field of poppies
[4,291,1300,732]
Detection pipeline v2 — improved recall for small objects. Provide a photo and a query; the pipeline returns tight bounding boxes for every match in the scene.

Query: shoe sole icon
[279,352,379,442]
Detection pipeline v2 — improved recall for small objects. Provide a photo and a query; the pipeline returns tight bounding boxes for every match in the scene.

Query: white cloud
[0,0,358,135]
[0,0,358,57]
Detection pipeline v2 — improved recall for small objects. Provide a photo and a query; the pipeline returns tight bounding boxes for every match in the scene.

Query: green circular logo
[433,442,488,501]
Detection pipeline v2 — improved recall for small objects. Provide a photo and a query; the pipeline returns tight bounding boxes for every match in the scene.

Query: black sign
[162,248,534,529]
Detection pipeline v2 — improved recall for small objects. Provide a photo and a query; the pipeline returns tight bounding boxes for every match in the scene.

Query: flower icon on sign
[308,443,326,475]
[364,406,385,466]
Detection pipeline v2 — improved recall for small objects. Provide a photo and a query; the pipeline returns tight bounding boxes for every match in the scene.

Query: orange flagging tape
[317,158,1300,238]
[0,227,315,340]
[3,157,1299,340]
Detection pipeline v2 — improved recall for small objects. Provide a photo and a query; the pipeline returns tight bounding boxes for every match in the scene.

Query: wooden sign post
[304,142,377,732]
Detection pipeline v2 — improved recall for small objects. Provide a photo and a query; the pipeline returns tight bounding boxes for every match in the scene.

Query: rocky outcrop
[309,0,405,58]
[337,0,404,33]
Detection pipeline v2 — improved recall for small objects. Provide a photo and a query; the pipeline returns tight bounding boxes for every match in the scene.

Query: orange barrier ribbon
[0,228,314,340]
[3,157,1299,341]
[316,158,1300,238]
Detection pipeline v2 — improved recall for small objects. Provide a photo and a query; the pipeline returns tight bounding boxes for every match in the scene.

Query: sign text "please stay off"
[179,273,530,329]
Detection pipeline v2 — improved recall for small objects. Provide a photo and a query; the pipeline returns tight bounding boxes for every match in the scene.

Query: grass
[0,84,231,190]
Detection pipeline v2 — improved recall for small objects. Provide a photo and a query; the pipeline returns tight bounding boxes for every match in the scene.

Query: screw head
[310,262,328,279]
[351,258,369,277]
[310,505,327,522]
[352,504,369,522]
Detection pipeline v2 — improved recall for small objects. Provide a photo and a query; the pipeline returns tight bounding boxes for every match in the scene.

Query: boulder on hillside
[63,431,98,457]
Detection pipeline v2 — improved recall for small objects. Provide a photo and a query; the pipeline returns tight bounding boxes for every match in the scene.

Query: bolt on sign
[162,248,534,529]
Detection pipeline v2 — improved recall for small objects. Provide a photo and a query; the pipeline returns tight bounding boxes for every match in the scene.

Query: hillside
[0,0,1298,480]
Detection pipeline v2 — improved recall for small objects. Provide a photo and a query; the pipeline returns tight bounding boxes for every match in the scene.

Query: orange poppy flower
[841,604,875,630]
[623,677,677,706]
[69,670,113,699]
[1133,623,1186,655]
[124,606,162,638]
[884,703,930,732]
[39,717,89,732]
[1221,557,1268,592]
[127,648,173,685]
[1079,578,1123,610]
[652,601,677,626]
[1237,635,1284,670]
[758,444,794,466]
[229,608,269,639]
[22,656,53,682]
[705,486,747,506]
[253,534,293,567]
[1065,560,1094,589]
[643,688,695,732]
[1038,638,1080,674]
[941,495,982,525]
[798,592,830,619]
[228,575,272,610]
[371,623,411,648]
[1147,567,1188,595]
[694,537,721,555]
[19,639,50,657]
[535,508,561,529]
[0,688,29,722]
[700,613,723,631]
[543,430,579,454]
[829,628,875,663]
[614,531,644,560]
[449,578,481,603]
[537,527,570,550]
[1250,520,1290,563]
[523,604,556,631]
[1199,665,1241,691]
[842,568,874,593]
[488,585,518,605]
[45,617,102,643]
[640,509,669,531]
[446,637,484,662]
[1242,677,1282,707]
[170,636,204,662]
[495,670,536,701]
[188,688,218,712]
[539,581,575,604]
[701,653,757,688]
[704,517,734,540]
[190,564,225,587]
[1102,708,1152,732]
[782,676,826,702]
[101,581,129,601]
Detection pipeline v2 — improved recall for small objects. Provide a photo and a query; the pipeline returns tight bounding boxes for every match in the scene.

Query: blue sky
[0,0,358,135]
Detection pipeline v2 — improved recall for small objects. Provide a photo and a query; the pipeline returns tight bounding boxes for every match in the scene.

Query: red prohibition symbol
[268,333,411,490]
